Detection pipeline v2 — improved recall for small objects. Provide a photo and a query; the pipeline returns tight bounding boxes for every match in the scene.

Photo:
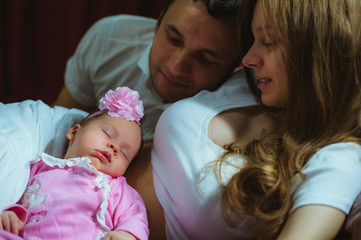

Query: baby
[0,87,148,240]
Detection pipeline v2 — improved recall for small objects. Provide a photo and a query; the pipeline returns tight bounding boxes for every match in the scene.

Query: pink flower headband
[87,87,144,125]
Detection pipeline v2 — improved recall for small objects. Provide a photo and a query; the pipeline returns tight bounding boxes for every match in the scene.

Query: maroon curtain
[0,0,164,105]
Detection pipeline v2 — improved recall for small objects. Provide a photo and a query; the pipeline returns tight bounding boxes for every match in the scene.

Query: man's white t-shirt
[65,15,170,141]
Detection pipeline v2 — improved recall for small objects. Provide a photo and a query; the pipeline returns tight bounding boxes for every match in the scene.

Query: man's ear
[154,9,165,32]
[233,64,244,73]
[66,124,81,141]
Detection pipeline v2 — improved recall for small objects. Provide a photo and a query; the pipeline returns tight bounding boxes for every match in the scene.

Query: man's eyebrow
[166,24,183,38]
[166,24,220,59]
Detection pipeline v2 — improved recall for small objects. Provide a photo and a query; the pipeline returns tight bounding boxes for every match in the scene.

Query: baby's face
[65,114,142,177]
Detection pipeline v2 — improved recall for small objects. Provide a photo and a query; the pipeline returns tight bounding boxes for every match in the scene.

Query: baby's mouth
[95,150,111,163]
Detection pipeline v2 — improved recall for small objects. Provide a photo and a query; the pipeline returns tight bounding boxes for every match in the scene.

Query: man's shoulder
[97,14,156,24]
[93,14,157,37]
[116,14,157,24]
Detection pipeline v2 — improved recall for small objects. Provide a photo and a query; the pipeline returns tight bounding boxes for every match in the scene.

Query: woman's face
[242,1,289,108]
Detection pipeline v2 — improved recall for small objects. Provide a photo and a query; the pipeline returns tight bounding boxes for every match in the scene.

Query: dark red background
[0,0,164,105]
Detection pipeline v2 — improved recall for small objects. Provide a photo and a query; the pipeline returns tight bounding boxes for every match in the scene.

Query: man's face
[149,0,240,103]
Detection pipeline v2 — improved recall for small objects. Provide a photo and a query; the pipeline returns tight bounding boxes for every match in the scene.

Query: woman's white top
[151,71,361,239]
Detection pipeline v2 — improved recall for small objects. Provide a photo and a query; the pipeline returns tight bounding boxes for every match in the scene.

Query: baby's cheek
[88,157,101,170]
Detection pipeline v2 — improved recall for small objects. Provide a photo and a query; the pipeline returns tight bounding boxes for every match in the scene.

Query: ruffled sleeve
[106,177,149,240]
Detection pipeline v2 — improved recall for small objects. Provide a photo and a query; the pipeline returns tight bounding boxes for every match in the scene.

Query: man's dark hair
[163,0,241,19]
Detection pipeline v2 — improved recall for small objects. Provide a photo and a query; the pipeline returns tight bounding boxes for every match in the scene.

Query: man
[54,0,242,141]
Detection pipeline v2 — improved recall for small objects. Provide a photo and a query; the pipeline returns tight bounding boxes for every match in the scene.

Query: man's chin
[160,93,182,103]
[153,82,191,103]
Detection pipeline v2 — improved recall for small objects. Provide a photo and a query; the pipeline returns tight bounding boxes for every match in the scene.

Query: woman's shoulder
[291,142,361,214]
[209,106,275,147]
[307,142,361,167]
[301,142,361,179]
[157,71,263,148]
[163,71,257,122]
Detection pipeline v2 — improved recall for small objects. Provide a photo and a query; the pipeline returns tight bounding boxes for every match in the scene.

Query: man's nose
[169,49,192,76]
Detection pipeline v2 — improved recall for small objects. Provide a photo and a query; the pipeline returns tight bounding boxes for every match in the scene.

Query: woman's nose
[242,44,262,69]
[107,142,118,156]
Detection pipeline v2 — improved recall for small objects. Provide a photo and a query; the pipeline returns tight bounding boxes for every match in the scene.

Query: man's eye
[198,55,215,65]
[167,34,182,46]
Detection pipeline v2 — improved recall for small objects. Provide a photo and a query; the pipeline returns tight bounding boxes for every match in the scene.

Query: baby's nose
[107,142,118,156]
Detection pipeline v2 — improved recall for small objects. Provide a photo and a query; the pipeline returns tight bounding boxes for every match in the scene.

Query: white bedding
[0,100,87,211]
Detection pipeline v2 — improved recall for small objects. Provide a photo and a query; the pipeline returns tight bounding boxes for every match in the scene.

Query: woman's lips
[256,77,271,90]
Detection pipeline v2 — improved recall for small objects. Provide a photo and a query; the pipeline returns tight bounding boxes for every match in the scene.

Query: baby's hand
[0,210,24,235]
[102,230,137,240]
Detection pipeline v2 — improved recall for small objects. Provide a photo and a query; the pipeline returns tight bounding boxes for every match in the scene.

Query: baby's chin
[87,156,101,169]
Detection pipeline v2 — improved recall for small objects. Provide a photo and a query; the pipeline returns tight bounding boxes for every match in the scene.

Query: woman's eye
[263,33,277,48]
[263,42,273,47]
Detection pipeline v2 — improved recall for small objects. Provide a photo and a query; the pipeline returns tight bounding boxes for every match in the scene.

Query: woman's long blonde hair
[220,0,361,238]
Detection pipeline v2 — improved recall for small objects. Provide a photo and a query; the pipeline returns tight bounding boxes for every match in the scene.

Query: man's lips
[162,71,188,87]
[94,150,111,163]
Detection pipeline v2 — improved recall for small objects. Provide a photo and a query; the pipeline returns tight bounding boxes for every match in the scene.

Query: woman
[225,0,361,238]
[126,0,361,239]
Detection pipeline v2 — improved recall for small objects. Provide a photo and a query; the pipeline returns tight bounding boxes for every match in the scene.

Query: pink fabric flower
[99,87,144,124]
